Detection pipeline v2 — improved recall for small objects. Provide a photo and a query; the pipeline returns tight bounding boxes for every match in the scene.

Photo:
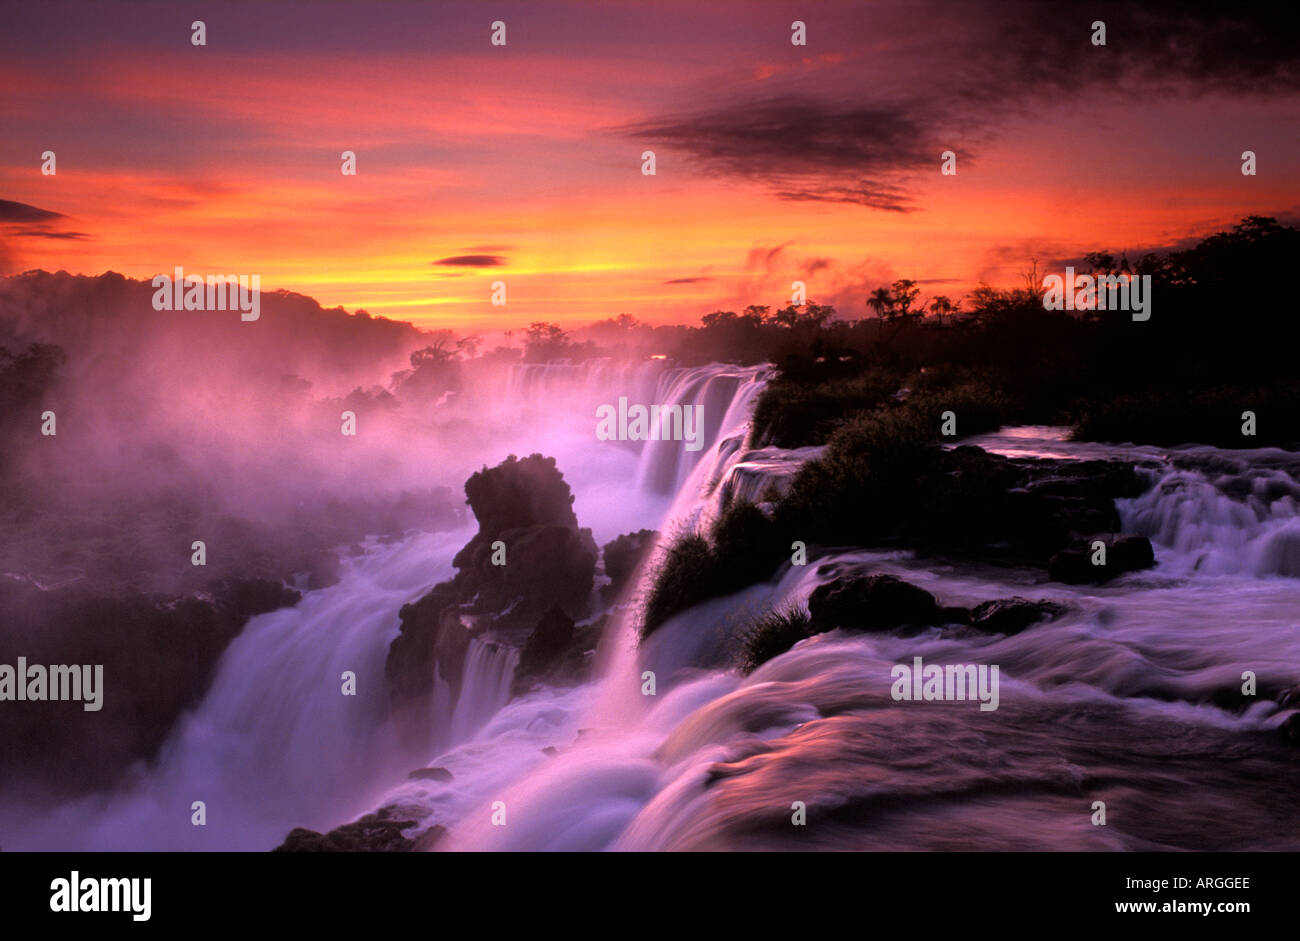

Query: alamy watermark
[891,655,999,711]
[0,658,103,711]
[50,871,150,921]
[1042,267,1151,321]
[596,397,703,451]
[151,266,261,321]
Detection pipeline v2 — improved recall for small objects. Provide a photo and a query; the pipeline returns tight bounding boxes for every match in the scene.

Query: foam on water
[11,369,1300,851]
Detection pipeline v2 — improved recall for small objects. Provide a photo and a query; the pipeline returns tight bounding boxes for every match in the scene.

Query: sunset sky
[2,0,1297,330]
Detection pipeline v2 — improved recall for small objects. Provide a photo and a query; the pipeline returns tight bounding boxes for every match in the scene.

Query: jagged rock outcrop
[807,573,942,631]
[0,575,300,795]
[740,571,1070,671]
[385,454,599,745]
[969,597,1066,634]
[806,571,1066,638]
[273,806,445,852]
[601,528,657,602]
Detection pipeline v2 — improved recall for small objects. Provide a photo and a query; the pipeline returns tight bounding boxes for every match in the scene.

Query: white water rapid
[7,379,1299,852]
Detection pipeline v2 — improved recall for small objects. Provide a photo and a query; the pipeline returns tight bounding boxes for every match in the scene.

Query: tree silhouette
[889,279,921,320]
[927,295,956,326]
[867,287,892,325]
[523,322,573,362]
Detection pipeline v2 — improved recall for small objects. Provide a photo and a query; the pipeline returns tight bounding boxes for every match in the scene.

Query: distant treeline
[504,215,1299,448]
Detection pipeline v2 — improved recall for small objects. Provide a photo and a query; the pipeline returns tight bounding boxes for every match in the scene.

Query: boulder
[970,597,1065,635]
[1049,534,1156,584]
[0,576,300,796]
[938,605,972,625]
[1111,535,1156,571]
[385,454,599,745]
[807,574,940,631]
[273,807,420,852]
[511,606,575,694]
[1281,708,1300,746]
[408,825,448,852]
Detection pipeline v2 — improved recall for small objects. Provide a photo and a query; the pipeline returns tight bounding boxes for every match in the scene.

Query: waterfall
[4,360,772,851]
[1120,465,1300,576]
[4,526,473,850]
[430,426,1300,852]
[635,365,767,495]
[448,637,521,743]
[20,366,1297,852]
[354,361,785,849]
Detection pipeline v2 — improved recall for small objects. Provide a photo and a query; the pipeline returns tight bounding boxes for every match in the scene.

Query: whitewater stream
[7,366,1300,850]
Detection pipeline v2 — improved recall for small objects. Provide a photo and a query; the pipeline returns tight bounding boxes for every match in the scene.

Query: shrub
[1071,384,1300,448]
[737,605,815,673]
[641,501,789,637]
[641,533,717,637]
[905,379,1010,439]
[710,499,784,584]
[750,367,904,448]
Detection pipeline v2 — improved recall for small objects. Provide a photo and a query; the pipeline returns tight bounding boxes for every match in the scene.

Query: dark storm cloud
[0,201,88,243]
[0,200,65,223]
[8,228,90,240]
[432,255,506,267]
[987,0,1300,98]
[630,100,931,178]
[663,276,713,284]
[771,182,916,212]
[626,99,935,208]
[624,1,1300,210]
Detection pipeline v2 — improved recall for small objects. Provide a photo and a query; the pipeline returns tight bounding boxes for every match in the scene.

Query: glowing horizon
[2,1,1296,331]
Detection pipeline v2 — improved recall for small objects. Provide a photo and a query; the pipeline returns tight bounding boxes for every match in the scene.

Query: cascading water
[355,361,779,848]
[0,360,771,850]
[10,380,1299,852]
[1121,466,1300,577]
[3,526,474,850]
[448,637,521,743]
[431,425,1300,851]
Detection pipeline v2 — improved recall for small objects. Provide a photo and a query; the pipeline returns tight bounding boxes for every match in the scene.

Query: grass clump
[737,605,815,673]
[641,500,789,638]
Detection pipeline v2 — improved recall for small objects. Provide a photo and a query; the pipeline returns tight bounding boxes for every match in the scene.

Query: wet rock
[602,529,657,601]
[407,766,454,782]
[1280,710,1300,746]
[0,576,300,796]
[1049,534,1155,584]
[808,574,941,631]
[1208,678,1290,712]
[408,825,448,852]
[511,606,575,695]
[1112,535,1156,571]
[273,807,420,852]
[938,604,972,625]
[385,454,598,745]
[970,597,1065,635]
[456,523,598,616]
[207,576,303,624]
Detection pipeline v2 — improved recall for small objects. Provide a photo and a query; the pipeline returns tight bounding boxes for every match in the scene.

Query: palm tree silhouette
[867,287,892,326]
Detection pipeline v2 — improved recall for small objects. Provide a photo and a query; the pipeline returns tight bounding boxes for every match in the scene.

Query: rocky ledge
[384,453,655,745]
[273,806,446,852]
